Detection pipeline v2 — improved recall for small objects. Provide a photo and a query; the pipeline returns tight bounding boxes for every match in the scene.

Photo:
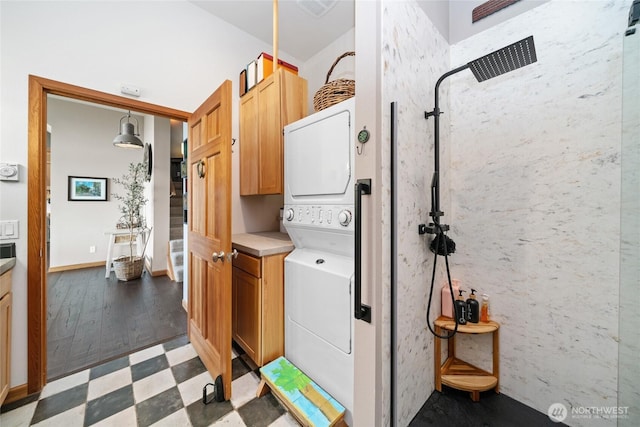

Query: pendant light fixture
[113,111,143,148]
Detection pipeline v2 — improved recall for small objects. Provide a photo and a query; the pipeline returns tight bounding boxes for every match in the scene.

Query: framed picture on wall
[68,176,108,201]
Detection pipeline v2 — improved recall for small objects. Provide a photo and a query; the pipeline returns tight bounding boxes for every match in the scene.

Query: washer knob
[285,208,295,221]
[338,210,352,226]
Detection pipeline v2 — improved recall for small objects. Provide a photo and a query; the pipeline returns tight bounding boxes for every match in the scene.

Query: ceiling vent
[296,0,338,18]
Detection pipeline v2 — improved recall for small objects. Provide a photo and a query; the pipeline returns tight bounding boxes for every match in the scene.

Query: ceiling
[190,0,355,61]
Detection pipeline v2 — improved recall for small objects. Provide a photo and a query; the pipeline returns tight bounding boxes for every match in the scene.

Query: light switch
[0,220,19,240]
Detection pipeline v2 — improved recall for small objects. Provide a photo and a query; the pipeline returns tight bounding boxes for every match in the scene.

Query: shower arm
[424,64,470,233]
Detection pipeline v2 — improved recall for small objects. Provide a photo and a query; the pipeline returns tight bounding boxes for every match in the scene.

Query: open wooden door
[187,80,233,400]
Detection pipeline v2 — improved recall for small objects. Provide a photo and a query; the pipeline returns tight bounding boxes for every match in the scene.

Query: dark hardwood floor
[47,266,186,380]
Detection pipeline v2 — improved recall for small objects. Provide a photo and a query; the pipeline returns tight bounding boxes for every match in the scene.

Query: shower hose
[426,222,459,339]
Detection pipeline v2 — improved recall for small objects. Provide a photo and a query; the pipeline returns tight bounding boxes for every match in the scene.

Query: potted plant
[111,161,149,281]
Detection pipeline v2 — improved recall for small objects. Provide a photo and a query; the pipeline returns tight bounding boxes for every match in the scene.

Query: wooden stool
[433,316,500,402]
[257,357,346,427]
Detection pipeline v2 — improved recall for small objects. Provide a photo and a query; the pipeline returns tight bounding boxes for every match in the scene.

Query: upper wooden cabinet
[240,68,307,195]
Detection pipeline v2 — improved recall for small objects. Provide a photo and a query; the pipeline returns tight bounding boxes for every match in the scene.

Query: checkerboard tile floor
[0,335,300,427]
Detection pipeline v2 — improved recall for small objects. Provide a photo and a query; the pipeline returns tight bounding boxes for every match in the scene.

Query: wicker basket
[113,256,144,281]
[313,52,355,112]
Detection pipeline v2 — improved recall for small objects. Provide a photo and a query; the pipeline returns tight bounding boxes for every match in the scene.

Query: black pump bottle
[454,290,467,325]
[467,288,480,323]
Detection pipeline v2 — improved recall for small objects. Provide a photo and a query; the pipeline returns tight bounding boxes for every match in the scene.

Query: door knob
[226,249,238,262]
[212,251,225,262]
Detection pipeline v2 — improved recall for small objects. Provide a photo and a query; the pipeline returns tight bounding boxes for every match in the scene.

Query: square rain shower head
[468,35,537,82]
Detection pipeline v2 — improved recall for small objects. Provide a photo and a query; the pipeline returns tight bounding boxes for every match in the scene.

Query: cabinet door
[0,292,11,405]
[239,70,307,196]
[239,87,259,195]
[232,267,261,364]
[257,73,282,195]
[260,253,286,365]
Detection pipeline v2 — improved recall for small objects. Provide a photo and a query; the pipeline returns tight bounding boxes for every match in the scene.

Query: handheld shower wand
[421,36,538,339]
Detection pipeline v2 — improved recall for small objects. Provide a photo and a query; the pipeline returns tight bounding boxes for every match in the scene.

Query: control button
[318,209,323,223]
[298,209,302,221]
[338,210,352,226]
[285,208,295,221]
[327,210,332,224]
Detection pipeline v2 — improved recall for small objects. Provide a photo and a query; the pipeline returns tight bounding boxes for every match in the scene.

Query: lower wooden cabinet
[232,251,287,367]
[0,270,12,405]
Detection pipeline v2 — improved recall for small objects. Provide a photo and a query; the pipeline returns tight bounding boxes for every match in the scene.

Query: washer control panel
[284,204,354,231]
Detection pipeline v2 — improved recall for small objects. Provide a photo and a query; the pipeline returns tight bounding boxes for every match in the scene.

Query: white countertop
[0,258,16,276]
[232,232,293,257]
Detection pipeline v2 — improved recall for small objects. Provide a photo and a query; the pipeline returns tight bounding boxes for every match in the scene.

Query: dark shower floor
[410,386,566,427]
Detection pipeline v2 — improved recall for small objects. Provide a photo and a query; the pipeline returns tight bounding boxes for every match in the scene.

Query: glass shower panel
[618,19,640,427]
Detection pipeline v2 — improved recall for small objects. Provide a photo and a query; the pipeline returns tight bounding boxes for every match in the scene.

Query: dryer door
[285,107,352,201]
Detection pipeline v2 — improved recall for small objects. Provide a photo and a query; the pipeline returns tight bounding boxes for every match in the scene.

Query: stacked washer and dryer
[283,98,356,422]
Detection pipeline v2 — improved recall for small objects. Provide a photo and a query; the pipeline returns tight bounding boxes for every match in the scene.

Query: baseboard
[4,383,28,405]
[182,299,188,312]
[48,261,105,273]
[148,269,168,277]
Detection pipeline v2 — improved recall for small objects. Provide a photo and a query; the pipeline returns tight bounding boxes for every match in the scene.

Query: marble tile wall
[380,2,451,425]
[447,1,629,425]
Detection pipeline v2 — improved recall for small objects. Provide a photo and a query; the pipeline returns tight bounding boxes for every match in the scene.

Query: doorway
[27,75,190,394]
[44,96,188,380]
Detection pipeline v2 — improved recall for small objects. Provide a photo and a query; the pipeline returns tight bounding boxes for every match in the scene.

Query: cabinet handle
[212,251,225,262]
[226,249,238,262]
[355,178,372,323]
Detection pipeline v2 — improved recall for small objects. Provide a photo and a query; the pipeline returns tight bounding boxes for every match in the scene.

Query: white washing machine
[283,98,355,420]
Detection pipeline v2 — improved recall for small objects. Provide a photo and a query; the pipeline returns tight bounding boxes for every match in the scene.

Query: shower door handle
[355,178,372,323]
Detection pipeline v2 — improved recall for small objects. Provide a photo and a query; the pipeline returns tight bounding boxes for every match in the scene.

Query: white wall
[299,28,355,114]
[381,2,451,424]
[448,0,549,43]
[0,0,300,388]
[144,115,171,273]
[417,0,450,41]
[49,98,177,274]
[449,1,627,425]
[47,98,144,269]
